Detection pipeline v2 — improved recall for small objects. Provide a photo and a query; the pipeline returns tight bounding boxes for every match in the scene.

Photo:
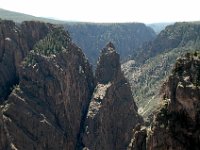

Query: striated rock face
[0,20,53,102]
[82,42,142,150]
[1,28,94,150]
[148,53,200,150]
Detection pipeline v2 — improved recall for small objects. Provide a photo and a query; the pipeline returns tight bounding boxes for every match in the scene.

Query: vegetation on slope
[33,27,71,56]
[135,22,200,64]
[24,27,71,66]
[122,22,200,121]
[147,52,200,150]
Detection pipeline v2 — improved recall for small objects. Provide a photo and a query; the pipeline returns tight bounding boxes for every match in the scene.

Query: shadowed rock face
[147,53,200,150]
[82,42,142,150]
[0,20,53,102]
[127,124,147,150]
[1,28,94,150]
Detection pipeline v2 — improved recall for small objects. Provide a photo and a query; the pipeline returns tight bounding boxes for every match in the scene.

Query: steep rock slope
[148,52,200,150]
[0,20,53,102]
[122,22,200,120]
[0,28,94,150]
[0,21,141,150]
[65,23,156,64]
[136,22,200,64]
[82,42,142,150]
[128,52,200,150]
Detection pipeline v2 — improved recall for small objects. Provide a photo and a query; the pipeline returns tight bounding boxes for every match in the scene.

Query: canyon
[0,17,200,150]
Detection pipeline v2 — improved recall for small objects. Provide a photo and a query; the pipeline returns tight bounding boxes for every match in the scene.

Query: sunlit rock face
[148,53,200,150]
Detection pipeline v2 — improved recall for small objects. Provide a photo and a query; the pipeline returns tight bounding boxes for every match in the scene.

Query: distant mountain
[147,22,173,34]
[122,22,200,120]
[0,8,66,24]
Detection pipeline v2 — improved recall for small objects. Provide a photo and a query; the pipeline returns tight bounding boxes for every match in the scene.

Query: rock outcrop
[1,27,94,150]
[147,52,200,150]
[127,124,147,150]
[0,20,53,102]
[82,42,142,150]
[0,19,142,150]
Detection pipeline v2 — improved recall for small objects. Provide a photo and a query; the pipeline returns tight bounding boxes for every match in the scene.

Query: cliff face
[148,53,200,150]
[1,28,94,150]
[122,22,200,121]
[0,21,141,150]
[82,42,142,150]
[0,20,53,101]
[136,22,200,64]
[66,23,156,65]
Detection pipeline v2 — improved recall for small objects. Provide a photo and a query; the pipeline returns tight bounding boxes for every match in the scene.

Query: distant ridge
[0,8,67,24]
[0,8,156,66]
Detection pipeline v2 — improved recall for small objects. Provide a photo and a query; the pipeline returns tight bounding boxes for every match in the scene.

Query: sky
[0,0,199,23]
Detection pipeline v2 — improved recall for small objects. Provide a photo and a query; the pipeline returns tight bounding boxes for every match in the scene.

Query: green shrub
[23,53,37,66]
[33,27,71,56]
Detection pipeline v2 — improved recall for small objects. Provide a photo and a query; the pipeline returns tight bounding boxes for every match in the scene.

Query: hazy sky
[0,0,199,23]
